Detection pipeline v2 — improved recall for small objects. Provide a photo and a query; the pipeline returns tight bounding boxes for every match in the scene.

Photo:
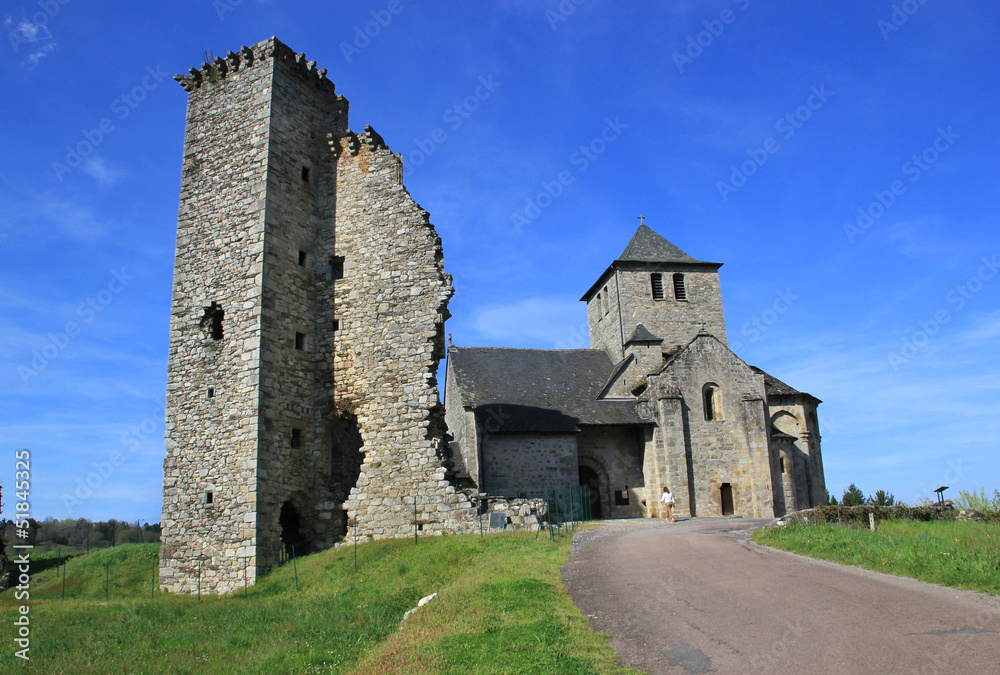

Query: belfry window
[703,383,723,421]
[673,273,687,301]
[651,273,664,301]
[603,285,610,315]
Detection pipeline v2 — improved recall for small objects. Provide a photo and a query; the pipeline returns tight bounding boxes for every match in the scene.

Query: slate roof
[750,366,821,403]
[625,323,662,345]
[581,225,722,301]
[448,347,649,434]
[619,224,709,264]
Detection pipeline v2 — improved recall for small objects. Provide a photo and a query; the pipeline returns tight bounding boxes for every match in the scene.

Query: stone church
[159,37,825,595]
[444,224,826,521]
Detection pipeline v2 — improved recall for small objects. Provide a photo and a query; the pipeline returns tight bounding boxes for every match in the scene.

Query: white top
[660,491,674,504]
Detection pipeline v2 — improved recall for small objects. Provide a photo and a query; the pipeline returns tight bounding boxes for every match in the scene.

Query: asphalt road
[562,518,1000,674]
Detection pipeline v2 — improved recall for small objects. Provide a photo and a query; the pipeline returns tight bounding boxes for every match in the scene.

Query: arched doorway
[720,483,734,516]
[279,502,300,557]
[579,465,603,519]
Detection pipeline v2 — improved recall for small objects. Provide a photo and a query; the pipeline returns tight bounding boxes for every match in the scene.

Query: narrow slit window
[780,457,786,474]
[703,383,723,421]
[595,293,602,318]
[295,331,306,351]
[331,256,345,280]
[301,166,310,182]
[291,428,302,449]
[207,387,215,399]
[603,285,610,315]
[673,273,687,301]
[200,302,224,340]
[332,318,340,331]
[205,491,214,505]
[651,273,664,300]
[298,250,307,266]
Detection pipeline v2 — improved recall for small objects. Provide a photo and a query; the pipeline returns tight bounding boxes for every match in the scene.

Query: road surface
[562,518,1000,674]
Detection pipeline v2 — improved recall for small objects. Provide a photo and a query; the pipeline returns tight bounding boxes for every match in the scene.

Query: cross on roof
[637,214,645,226]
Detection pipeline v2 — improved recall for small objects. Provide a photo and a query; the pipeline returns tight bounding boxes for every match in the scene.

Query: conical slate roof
[625,323,663,345]
[617,224,707,264]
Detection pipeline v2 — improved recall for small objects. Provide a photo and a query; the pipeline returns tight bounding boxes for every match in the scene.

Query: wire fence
[17,486,597,600]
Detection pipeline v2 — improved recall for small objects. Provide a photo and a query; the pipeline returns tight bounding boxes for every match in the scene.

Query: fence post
[244,558,248,599]
[353,519,358,571]
[197,563,201,600]
[546,487,553,541]
[292,544,299,591]
[62,558,66,601]
[869,512,876,532]
[479,495,484,537]
[414,496,419,544]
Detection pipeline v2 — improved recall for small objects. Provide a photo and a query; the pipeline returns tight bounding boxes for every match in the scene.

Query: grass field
[1,533,639,674]
[753,519,1000,595]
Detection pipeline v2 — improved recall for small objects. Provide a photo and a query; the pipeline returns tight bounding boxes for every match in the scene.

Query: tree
[842,483,865,506]
[867,490,896,507]
[828,494,839,506]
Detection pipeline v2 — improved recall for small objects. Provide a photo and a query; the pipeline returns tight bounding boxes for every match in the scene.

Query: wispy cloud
[5,16,58,67]
[81,156,125,187]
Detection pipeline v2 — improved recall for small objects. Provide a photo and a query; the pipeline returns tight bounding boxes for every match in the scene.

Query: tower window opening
[673,273,687,301]
[331,256,345,280]
[295,331,306,351]
[651,273,664,301]
[333,318,340,331]
[780,457,786,473]
[207,387,215,399]
[603,285,610,315]
[596,293,602,319]
[301,166,310,182]
[200,302,225,340]
[298,250,307,266]
[205,491,214,505]
[291,428,302,449]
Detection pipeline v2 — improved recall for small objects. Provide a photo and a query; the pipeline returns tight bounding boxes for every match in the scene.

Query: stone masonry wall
[331,126,475,540]
[161,42,277,595]
[480,434,578,492]
[616,266,728,356]
[641,335,774,519]
[163,38,475,594]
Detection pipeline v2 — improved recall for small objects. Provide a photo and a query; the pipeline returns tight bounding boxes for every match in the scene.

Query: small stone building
[445,224,826,520]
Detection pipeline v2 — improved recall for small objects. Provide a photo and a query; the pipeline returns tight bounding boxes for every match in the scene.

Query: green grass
[753,519,1000,595]
[1,535,639,674]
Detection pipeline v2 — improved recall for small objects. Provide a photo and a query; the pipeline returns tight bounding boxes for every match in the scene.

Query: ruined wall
[443,356,479,483]
[331,126,475,539]
[163,38,474,594]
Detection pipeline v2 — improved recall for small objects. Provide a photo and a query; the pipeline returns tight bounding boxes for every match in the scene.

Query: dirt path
[562,518,1000,674]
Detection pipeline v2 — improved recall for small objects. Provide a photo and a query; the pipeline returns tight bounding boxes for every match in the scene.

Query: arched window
[602,285,610,315]
[673,273,687,301]
[703,383,723,421]
[595,292,602,318]
[650,273,664,300]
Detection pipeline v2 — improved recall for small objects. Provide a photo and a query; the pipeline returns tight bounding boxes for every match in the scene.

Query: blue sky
[2,1,998,522]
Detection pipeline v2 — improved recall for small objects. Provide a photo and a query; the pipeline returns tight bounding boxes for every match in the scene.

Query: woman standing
[660,487,675,523]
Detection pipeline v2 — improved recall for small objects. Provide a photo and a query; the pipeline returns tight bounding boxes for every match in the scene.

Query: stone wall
[480,433,578,492]
[162,38,475,595]
[586,274,624,360]
[641,334,774,519]
[576,426,646,518]
[616,266,728,356]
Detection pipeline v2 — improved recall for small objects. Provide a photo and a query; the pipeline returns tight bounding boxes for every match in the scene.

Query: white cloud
[7,17,58,68]
[82,156,125,187]
[469,296,588,348]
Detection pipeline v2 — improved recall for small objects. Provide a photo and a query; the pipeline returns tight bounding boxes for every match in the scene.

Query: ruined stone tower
[160,38,473,595]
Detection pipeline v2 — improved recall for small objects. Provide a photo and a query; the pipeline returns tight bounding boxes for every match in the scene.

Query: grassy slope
[1,535,640,674]
[753,520,1000,595]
